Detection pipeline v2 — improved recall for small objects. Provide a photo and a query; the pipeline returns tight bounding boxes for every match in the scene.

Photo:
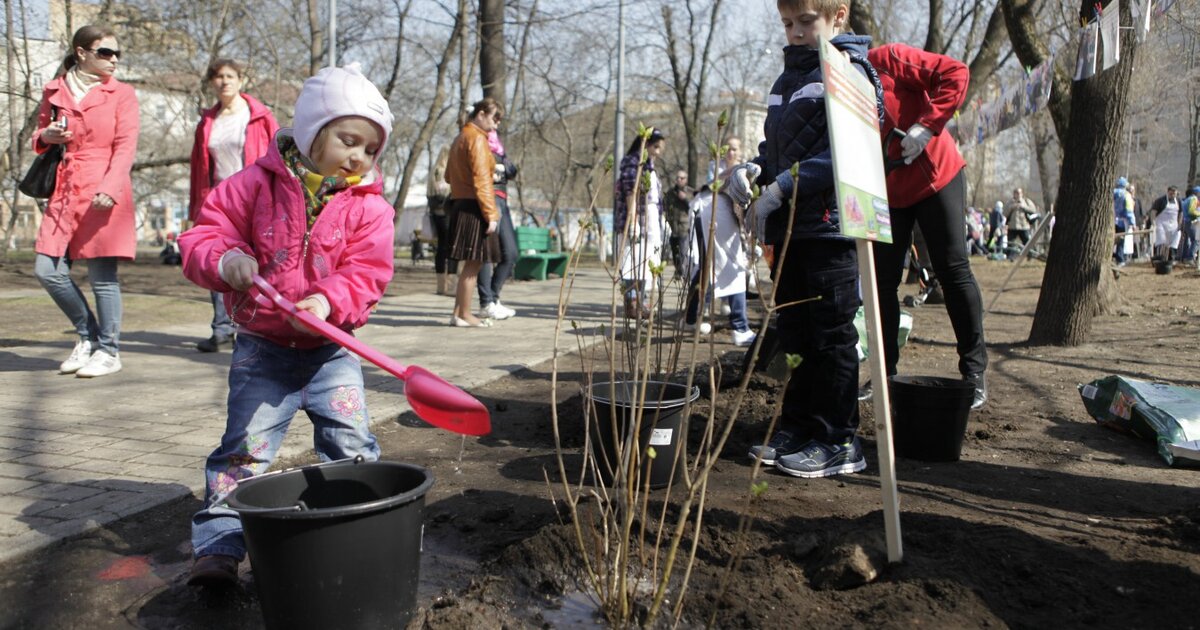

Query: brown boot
[187,554,240,587]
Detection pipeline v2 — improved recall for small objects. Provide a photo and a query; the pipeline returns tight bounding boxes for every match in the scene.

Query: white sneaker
[493,301,517,318]
[683,321,712,335]
[732,329,757,347]
[479,302,514,320]
[59,339,94,374]
[75,349,122,378]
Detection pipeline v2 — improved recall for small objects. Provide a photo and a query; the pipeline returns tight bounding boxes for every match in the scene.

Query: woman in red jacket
[187,58,280,352]
[868,43,988,409]
[32,25,139,378]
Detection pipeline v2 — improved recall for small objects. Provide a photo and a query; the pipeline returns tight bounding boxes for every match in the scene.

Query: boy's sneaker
[683,321,712,335]
[479,302,514,320]
[493,301,517,318]
[59,339,94,374]
[187,554,240,587]
[776,438,867,479]
[731,328,756,347]
[857,380,873,401]
[75,350,121,378]
[747,430,807,466]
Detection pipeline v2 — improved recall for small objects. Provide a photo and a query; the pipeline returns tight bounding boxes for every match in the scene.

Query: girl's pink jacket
[188,93,279,223]
[179,134,395,349]
[33,76,140,260]
[868,43,968,208]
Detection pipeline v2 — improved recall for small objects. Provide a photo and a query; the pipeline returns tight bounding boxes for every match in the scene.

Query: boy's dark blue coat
[753,34,882,243]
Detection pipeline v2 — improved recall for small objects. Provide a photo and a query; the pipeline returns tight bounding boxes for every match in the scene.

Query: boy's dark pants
[773,238,861,445]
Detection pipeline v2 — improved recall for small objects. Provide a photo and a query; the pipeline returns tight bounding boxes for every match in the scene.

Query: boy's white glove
[752,182,785,240]
[724,163,762,207]
[901,123,933,164]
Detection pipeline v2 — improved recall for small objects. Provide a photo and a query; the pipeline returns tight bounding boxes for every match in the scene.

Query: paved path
[0,268,620,563]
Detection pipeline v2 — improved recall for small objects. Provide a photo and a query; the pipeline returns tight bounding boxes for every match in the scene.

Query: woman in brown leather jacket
[445,99,503,326]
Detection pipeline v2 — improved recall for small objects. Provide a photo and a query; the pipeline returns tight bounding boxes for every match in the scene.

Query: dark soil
[1,255,1198,629]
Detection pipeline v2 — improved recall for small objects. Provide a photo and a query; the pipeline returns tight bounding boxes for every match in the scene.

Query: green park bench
[514,226,569,281]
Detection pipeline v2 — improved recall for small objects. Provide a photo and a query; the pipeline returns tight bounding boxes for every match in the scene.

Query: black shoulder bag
[19,106,65,200]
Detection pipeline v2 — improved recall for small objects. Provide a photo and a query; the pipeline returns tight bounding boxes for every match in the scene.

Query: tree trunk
[306,0,325,75]
[963,5,1008,105]
[923,0,944,54]
[848,1,877,40]
[1028,0,1140,345]
[1189,37,1200,187]
[479,0,506,105]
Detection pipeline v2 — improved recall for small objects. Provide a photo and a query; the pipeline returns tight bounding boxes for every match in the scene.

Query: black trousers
[872,170,987,377]
[774,238,861,445]
[430,209,457,275]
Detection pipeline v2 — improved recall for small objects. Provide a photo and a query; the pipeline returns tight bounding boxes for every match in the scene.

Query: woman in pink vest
[187,58,280,352]
[32,25,139,378]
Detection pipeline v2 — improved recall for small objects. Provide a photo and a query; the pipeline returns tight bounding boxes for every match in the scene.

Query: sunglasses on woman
[89,47,121,61]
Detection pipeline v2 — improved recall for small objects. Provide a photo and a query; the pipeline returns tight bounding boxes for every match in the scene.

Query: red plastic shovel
[252,275,491,436]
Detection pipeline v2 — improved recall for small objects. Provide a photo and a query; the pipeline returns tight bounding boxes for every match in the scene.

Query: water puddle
[537,589,603,627]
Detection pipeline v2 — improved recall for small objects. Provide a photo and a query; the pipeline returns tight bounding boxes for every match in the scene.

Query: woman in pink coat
[187,58,279,353]
[32,25,140,378]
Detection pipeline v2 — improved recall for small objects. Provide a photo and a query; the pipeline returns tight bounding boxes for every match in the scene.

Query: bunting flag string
[952,0,1176,149]
[951,53,1056,149]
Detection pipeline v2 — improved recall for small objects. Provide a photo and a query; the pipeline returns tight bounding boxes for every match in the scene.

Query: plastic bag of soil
[1078,375,1200,467]
[855,306,912,363]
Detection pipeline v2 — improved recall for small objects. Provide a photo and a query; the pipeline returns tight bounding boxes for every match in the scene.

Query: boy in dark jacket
[728,0,883,478]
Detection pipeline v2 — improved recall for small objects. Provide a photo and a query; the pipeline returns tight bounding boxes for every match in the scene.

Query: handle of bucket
[233,503,307,515]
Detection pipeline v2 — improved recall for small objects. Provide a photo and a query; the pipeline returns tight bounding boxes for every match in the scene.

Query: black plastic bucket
[887,375,974,462]
[587,381,700,489]
[226,458,434,630]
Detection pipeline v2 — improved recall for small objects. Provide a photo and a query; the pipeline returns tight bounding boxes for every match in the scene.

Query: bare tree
[1026,0,1142,345]
[306,0,326,75]
[478,0,505,104]
[392,0,469,219]
[924,0,944,53]
[660,0,724,185]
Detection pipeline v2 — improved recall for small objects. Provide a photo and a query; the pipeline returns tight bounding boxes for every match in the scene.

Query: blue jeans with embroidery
[190,334,380,560]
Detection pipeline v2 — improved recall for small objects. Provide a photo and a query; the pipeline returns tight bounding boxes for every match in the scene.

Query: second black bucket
[888,375,974,462]
[587,381,700,489]
[226,458,433,630]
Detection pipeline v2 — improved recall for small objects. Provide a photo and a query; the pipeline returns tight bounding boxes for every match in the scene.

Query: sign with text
[819,37,891,244]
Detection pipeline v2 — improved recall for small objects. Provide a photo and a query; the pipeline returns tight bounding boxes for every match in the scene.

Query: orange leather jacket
[444,122,498,222]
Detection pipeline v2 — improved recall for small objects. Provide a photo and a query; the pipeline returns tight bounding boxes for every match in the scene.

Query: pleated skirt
[447,198,501,263]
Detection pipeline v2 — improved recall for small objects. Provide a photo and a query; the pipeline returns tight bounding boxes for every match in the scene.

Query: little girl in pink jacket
[178,64,395,587]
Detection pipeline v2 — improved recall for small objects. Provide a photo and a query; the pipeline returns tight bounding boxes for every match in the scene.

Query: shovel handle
[884,128,908,174]
[250,275,412,381]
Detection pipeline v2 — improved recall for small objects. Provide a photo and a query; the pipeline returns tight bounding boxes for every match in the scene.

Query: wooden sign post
[819,37,902,563]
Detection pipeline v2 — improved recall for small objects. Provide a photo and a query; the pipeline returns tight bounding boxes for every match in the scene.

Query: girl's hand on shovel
[289,295,331,334]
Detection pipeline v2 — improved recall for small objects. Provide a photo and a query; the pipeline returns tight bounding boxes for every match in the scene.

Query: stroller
[159,232,182,265]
